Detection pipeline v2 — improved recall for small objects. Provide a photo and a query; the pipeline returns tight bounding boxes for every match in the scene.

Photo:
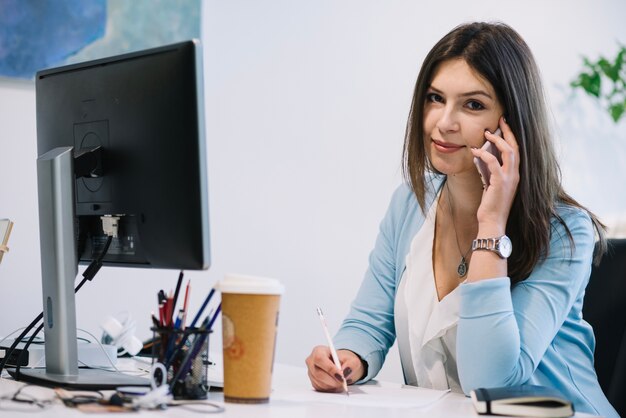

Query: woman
[305,22,618,417]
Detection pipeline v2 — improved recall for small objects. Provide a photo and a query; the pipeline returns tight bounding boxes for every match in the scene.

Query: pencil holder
[151,327,211,400]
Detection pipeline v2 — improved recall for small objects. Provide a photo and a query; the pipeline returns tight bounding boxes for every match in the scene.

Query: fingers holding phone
[473,116,520,188]
[473,128,502,188]
[472,117,520,227]
[496,117,520,174]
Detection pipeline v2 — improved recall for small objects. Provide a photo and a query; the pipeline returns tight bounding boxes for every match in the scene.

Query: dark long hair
[402,22,606,284]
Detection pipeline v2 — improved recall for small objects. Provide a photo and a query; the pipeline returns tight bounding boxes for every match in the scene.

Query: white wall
[1,0,625,384]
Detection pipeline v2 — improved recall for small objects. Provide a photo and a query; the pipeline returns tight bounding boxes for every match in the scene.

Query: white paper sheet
[273,382,450,409]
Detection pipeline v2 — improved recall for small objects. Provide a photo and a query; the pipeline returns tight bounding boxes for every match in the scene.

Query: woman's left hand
[471,116,520,232]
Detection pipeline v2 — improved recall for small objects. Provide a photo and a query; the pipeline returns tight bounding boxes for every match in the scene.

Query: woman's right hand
[305,345,366,392]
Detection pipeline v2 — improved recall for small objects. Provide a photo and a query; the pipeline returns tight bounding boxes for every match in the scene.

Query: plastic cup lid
[218,273,285,295]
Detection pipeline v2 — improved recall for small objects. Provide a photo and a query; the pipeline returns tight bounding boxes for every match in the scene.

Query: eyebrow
[429,86,493,100]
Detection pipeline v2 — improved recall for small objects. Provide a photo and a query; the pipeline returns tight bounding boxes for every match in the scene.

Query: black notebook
[470,385,574,417]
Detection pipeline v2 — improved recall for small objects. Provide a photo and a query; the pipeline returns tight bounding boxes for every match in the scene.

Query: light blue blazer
[334,176,618,417]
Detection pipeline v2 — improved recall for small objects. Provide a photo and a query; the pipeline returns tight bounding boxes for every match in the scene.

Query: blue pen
[165,288,216,368]
[208,303,221,330]
[171,317,211,386]
[190,288,215,328]
[173,310,184,330]
[164,310,184,360]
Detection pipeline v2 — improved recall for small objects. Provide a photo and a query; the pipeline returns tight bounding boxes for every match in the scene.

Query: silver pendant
[457,257,468,277]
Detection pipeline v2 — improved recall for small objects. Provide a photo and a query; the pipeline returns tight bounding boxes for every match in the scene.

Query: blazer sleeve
[333,185,414,382]
[456,206,595,393]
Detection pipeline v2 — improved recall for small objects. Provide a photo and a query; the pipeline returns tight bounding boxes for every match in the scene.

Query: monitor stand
[10,147,149,389]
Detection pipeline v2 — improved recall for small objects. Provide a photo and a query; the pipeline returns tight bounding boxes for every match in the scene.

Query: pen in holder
[151,326,211,400]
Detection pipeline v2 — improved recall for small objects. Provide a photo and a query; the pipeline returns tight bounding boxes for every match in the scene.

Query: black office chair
[583,238,626,417]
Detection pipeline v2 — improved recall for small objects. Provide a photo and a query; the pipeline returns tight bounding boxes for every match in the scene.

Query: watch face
[499,235,512,258]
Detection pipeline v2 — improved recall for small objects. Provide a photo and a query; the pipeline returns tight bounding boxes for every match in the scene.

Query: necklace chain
[445,182,472,277]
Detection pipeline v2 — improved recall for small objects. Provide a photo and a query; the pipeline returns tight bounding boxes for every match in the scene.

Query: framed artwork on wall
[0,0,201,80]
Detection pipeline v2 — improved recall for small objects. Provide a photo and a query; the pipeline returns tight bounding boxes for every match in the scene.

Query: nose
[435,106,460,134]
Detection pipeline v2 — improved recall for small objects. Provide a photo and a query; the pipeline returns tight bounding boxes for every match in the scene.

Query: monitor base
[8,367,150,390]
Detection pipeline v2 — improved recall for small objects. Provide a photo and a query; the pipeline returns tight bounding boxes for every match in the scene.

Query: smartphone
[474,128,502,187]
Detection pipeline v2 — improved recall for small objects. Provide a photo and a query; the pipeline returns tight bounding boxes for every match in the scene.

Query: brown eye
[426,93,444,103]
[466,100,485,111]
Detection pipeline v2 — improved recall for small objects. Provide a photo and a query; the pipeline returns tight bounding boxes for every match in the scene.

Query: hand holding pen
[305,309,366,394]
[315,308,349,396]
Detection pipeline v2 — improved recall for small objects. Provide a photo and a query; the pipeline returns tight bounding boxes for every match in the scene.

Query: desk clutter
[0,272,288,413]
[148,272,221,401]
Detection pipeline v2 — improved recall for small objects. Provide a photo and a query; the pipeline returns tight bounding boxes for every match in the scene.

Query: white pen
[316,307,349,396]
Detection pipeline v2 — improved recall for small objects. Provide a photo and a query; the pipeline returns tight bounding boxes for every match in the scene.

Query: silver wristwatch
[471,235,512,259]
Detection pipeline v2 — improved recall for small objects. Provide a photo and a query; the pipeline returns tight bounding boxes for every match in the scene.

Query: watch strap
[471,237,500,252]
[471,235,512,259]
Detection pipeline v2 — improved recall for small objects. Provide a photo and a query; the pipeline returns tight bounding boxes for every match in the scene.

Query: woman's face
[423,58,504,178]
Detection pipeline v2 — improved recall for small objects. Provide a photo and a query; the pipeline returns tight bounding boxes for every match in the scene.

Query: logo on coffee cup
[226,337,244,360]
[223,315,245,360]
[222,314,235,348]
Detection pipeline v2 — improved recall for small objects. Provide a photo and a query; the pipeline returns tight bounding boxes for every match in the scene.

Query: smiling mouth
[431,138,464,152]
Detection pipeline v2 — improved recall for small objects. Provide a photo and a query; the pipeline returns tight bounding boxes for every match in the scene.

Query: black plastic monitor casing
[36,40,210,270]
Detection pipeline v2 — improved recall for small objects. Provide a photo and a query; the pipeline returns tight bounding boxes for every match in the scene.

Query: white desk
[0,363,593,417]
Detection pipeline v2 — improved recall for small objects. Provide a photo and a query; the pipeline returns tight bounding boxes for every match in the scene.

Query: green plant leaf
[609,102,625,122]
[574,72,602,97]
[572,44,626,123]
[599,58,619,82]
[582,57,596,70]
[615,48,624,72]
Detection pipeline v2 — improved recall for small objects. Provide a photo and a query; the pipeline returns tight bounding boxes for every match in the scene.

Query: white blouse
[394,192,463,392]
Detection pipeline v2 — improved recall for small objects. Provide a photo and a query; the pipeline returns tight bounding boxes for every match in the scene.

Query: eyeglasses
[0,384,55,411]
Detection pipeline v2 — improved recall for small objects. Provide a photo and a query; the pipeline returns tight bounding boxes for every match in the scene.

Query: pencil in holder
[151,327,211,400]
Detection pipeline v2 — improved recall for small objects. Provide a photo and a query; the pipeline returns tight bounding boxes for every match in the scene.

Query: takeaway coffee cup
[218,274,284,403]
